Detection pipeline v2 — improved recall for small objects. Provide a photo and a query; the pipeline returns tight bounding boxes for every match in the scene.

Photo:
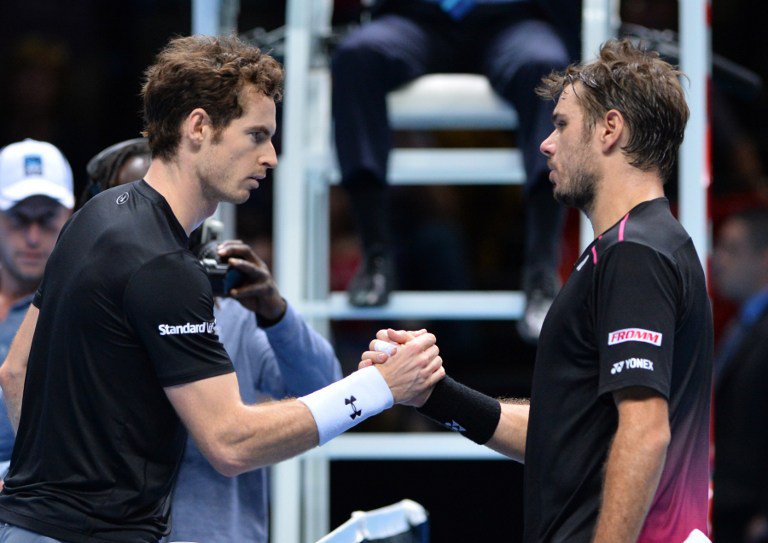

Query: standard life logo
[158,320,217,336]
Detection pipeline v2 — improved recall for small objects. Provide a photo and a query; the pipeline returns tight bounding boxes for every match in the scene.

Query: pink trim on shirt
[618,213,630,241]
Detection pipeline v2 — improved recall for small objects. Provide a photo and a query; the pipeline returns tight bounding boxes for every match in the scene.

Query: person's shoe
[347,252,394,307]
[517,270,559,344]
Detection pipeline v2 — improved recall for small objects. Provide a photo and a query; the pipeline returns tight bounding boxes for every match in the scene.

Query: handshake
[299,326,499,447]
[298,328,445,446]
[359,328,445,407]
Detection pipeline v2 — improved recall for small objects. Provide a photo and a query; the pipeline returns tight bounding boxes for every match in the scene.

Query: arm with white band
[298,331,443,444]
[167,332,443,476]
[298,366,393,445]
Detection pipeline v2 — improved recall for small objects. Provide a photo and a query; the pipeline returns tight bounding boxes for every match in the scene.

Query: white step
[296,291,524,320]
[388,74,518,130]
[304,433,508,460]
[322,148,525,186]
[389,148,524,185]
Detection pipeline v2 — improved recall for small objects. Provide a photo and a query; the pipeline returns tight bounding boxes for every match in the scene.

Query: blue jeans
[0,524,63,543]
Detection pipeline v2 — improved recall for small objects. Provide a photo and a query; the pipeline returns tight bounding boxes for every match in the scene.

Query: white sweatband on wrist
[298,366,394,445]
[373,340,396,356]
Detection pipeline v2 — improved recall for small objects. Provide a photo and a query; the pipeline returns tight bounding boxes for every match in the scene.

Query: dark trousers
[331,4,571,276]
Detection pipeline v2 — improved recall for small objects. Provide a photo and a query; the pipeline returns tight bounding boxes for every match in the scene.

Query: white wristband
[298,366,394,445]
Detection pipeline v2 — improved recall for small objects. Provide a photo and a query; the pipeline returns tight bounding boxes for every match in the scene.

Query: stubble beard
[553,167,598,215]
[198,165,249,207]
[552,135,598,215]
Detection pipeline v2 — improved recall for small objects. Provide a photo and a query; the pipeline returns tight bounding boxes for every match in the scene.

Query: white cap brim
[0,177,75,211]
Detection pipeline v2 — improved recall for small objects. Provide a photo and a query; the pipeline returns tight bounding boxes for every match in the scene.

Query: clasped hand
[360,329,444,407]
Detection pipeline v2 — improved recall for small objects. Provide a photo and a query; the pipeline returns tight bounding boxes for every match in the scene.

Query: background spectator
[0,138,74,479]
[711,208,768,543]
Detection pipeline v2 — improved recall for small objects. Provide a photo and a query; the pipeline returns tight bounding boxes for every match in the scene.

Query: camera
[191,218,245,297]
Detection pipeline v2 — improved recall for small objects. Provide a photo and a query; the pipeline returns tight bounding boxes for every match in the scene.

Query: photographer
[79,137,343,543]
[0,35,442,543]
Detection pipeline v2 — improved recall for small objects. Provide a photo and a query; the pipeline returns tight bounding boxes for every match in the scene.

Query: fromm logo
[608,328,662,347]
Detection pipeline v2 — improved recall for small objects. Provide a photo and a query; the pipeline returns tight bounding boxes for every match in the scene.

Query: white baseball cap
[0,138,74,211]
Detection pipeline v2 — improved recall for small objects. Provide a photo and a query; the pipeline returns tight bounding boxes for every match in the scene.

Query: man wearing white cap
[0,139,73,479]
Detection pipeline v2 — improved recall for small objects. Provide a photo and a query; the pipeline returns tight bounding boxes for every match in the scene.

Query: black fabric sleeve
[32,216,75,309]
[594,242,680,400]
[417,376,501,444]
[124,250,234,387]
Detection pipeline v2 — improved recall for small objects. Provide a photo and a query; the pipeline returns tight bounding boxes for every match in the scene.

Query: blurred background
[1,0,766,539]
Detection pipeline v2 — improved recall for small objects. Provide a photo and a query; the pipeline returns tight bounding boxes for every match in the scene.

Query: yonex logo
[444,420,466,433]
[608,328,662,347]
[611,358,654,375]
[158,321,217,336]
[116,192,129,205]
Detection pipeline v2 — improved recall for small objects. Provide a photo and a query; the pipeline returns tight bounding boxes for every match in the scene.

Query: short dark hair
[141,35,283,161]
[537,38,689,182]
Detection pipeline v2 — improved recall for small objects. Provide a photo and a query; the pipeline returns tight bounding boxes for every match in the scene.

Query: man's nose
[25,223,43,246]
[263,142,278,169]
[540,130,556,157]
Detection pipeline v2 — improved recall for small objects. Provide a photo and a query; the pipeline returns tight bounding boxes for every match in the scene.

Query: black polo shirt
[524,198,712,542]
[0,180,233,543]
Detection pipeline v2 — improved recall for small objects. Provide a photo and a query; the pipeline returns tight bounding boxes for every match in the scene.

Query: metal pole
[579,0,620,249]
[679,0,711,269]
[273,0,311,303]
[192,0,220,36]
[191,0,240,239]
[270,0,313,539]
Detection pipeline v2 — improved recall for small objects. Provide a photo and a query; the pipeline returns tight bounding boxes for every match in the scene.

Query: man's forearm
[171,333,441,476]
[592,405,669,542]
[486,400,530,463]
[0,368,26,433]
[0,306,38,433]
[219,399,320,474]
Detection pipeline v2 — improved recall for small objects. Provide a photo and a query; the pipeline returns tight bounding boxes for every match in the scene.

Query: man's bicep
[612,387,671,451]
[614,386,669,420]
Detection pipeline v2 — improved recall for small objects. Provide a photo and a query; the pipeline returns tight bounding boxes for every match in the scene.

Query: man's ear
[599,109,625,153]
[183,108,211,147]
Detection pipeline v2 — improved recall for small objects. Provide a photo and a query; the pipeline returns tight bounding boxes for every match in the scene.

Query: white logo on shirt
[116,192,129,205]
[608,328,662,347]
[158,320,217,336]
[610,358,655,375]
